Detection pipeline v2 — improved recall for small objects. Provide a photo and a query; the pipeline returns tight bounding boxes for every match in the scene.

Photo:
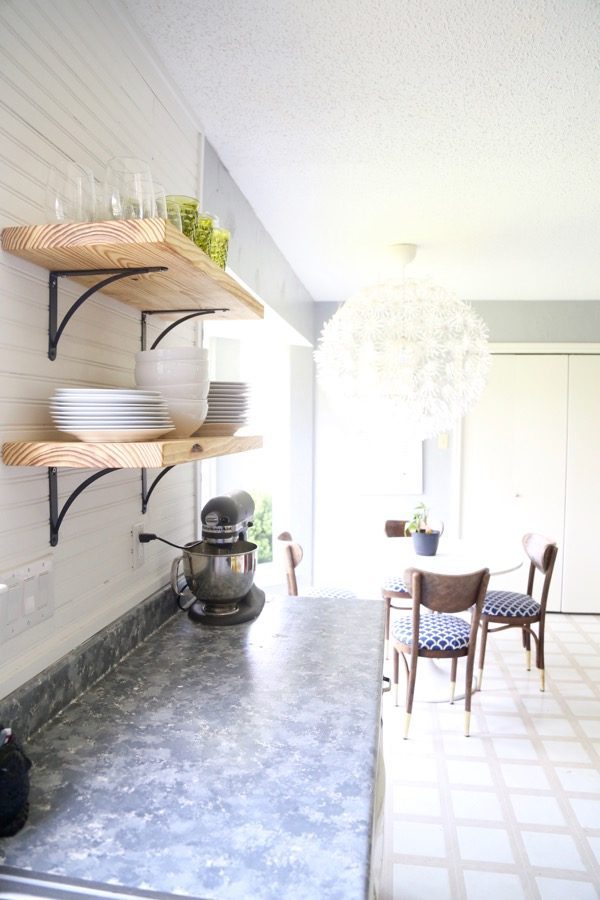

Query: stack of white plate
[197,381,250,435]
[50,388,175,442]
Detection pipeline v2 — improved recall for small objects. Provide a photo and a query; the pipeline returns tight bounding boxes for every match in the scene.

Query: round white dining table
[381,536,523,703]
[380,536,523,579]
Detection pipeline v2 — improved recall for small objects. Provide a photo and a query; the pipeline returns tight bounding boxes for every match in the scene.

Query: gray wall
[471,301,600,342]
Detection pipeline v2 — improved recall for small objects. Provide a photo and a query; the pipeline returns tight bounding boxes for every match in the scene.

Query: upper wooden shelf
[2,435,262,469]
[1,218,263,321]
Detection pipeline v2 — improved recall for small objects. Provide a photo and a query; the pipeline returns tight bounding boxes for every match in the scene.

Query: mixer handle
[170,556,195,611]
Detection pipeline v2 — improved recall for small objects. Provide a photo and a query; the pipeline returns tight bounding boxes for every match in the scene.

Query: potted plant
[405,502,443,556]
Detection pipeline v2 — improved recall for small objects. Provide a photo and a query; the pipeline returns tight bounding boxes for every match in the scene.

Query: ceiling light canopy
[314,251,490,440]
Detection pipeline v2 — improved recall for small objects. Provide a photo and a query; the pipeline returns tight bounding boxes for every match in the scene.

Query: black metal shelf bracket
[140,307,229,350]
[48,266,168,360]
[48,466,118,546]
[141,466,175,514]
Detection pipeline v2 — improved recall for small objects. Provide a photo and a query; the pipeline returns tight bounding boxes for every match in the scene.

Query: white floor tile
[393,864,451,900]
[586,835,600,866]
[464,870,526,900]
[522,696,564,715]
[577,656,600,669]
[456,824,515,864]
[556,683,597,698]
[578,720,600,739]
[521,830,586,870]
[531,716,576,737]
[509,793,567,826]
[531,717,577,738]
[445,759,493,787]
[491,736,539,761]
[392,783,442,818]
[568,797,600,829]
[440,731,487,758]
[392,820,446,857]
[547,667,583,682]
[542,740,593,764]
[500,763,551,790]
[554,766,600,794]
[483,714,530,735]
[565,700,600,717]
[535,877,600,900]
[450,789,505,822]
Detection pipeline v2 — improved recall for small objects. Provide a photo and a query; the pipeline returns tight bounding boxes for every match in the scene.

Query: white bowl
[136,381,210,400]
[134,359,210,385]
[135,347,208,362]
[166,398,209,437]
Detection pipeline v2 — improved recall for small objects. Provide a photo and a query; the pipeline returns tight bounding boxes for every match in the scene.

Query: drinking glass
[209,221,230,269]
[153,183,167,218]
[45,162,96,222]
[195,211,214,254]
[104,157,155,219]
[165,199,183,231]
[166,195,198,240]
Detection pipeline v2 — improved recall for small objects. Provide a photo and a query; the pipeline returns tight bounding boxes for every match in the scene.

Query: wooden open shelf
[2,435,262,469]
[1,218,263,320]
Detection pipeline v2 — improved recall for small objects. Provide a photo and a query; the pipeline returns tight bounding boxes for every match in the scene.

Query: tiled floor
[378,612,600,899]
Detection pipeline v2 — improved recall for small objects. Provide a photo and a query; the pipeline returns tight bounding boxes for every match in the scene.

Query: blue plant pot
[412,531,441,556]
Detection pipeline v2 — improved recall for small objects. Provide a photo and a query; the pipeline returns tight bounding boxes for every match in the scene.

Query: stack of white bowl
[134,347,209,437]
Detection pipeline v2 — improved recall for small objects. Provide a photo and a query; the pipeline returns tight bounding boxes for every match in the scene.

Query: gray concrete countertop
[0,595,385,899]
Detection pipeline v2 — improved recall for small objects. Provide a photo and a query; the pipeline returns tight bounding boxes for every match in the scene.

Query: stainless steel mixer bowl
[180,540,257,603]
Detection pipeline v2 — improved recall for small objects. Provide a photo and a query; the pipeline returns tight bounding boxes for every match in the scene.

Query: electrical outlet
[131,523,145,569]
[0,557,54,643]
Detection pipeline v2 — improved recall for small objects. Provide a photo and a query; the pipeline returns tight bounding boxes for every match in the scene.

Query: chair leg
[477,619,489,690]
[384,597,391,659]
[536,620,546,692]
[450,657,458,704]
[464,649,476,738]
[392,645,400,706]
[522,626,531,671]
[404,654,419,739]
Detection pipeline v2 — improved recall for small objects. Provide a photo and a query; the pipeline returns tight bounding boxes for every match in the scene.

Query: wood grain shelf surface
[1,219,263,320]
[2,435,262,469]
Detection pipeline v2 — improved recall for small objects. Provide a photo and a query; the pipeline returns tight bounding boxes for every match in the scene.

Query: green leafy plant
[250,492,273,563]
[405,502,430,535]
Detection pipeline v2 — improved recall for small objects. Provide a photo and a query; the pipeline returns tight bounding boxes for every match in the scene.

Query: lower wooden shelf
[2,435,262,469]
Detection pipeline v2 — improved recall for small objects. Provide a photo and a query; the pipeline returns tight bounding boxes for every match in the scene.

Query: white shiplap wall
[0,0,205,698]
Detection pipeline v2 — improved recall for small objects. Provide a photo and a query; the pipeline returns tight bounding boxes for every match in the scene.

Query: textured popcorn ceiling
[121,0,600,302]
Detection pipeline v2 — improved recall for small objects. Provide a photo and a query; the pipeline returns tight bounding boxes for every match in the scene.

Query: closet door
[460,355,567,610]
[561,356,600,613]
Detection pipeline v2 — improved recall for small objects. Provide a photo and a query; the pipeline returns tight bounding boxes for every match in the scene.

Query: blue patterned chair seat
[392,612,471,651]
[382,575,408,593]
[302,586,357,600]
[483,590,540,618]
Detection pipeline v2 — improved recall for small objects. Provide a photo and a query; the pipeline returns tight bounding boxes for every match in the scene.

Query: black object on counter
[0,725,32,837]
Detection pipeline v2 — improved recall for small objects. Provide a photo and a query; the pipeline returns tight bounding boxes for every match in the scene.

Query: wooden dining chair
[392,567,490,738]
[277,532,357,600]
[477,533,558,692]
[381,520,411,649]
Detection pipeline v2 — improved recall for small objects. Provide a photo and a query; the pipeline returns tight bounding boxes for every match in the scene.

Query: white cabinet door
[460,355,568,610]
[561,356,600,613]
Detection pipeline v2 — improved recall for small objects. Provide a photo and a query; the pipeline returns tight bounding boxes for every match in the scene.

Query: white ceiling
[121,0,600,303]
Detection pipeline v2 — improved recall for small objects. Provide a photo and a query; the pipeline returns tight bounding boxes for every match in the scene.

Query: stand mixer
[169,489,266,626]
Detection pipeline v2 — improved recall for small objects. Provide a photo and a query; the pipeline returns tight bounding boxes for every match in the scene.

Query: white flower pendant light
[314,246,491,440]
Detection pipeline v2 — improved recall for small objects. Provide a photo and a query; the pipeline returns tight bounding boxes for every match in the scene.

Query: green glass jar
[165,195,198,241]
[209,223,230,269]
[195,211,214,254]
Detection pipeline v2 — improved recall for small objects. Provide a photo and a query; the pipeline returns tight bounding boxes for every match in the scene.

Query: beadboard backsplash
[0,0,203,699]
